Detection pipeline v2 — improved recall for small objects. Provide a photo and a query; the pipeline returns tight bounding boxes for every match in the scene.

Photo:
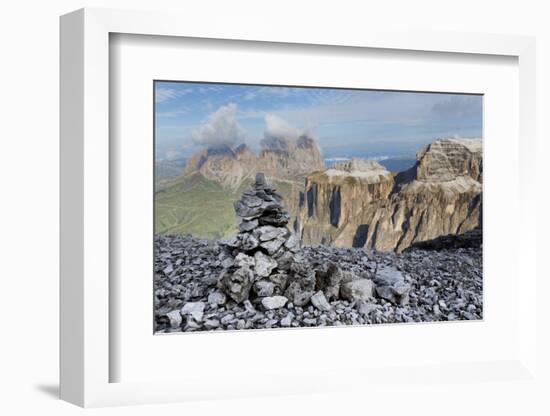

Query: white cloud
[155,88,179,103]
[264,114,301,141]
[156,107,190,118]
[155,87,193,103]
[261,114,314,150]
[191,103,246,147]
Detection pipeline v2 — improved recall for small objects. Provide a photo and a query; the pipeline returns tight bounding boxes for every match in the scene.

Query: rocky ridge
[298,138,482,252]
[183,135,324,191]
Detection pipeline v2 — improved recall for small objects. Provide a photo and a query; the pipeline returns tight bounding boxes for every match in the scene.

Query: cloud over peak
[192,103,246,147]
[261,114,313,150]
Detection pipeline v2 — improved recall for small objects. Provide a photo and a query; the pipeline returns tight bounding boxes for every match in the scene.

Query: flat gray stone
[180,302,205,322]
[166,310,182,328]
[254,251,277,277]
[311,290,331,311]
[239,219,259,232]
[261,295,288,310]
[204,319,220,329]
[280,313,293,327]
[254,225,288,242]
[234,252,255,269]
[260,236,286,255]
[254,280,275,297]
[374,267,405,286]
[207,291,226,306]
[340,279,375,301]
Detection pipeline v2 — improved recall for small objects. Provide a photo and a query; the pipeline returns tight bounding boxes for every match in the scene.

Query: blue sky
[155,81,482,161]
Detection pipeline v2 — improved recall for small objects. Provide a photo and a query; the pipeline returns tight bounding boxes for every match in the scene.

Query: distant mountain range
[155,158,187,179]
[155,134,323,239]
[155,137,482,251]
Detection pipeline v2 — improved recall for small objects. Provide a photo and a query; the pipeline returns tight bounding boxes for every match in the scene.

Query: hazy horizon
[155,81,483,162]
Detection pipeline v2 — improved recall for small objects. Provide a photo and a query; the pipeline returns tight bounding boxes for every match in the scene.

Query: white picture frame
[60,7,537,407]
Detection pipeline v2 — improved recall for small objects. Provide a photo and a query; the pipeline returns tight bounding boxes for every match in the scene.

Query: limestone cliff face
[416,138,483,182]
[183,136,324,191]
[258,136,325,180]
[298,138,482,252]
[184,144,258,190]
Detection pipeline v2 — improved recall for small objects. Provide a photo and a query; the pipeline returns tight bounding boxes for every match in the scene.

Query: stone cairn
[217,173,317,310]
[217,172,410,312]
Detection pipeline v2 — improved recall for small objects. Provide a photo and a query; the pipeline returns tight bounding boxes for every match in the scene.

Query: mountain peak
[206,144,235,157]
[416,138,482,182]
[182,136,324,190]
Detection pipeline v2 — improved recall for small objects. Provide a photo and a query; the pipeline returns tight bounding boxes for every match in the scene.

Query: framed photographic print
[60,8,538,408]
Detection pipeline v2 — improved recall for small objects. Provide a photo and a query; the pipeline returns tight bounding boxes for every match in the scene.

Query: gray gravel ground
[154,234,482,333]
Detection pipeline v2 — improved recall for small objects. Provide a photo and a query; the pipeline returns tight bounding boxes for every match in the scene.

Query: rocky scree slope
[154,234,482,332]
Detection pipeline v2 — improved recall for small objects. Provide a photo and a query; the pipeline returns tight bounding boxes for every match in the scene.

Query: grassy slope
[155,173,300,240]
[155,173,239,240]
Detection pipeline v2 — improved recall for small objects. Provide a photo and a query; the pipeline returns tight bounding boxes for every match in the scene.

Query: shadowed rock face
[298,138,482,252]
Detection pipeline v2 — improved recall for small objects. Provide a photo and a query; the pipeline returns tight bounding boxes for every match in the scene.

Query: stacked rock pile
[216,172,413,312]
[217,173,301,309]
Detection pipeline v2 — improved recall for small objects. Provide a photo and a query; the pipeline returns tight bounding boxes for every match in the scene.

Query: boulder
[260,236,286,255]
[261,295,288,310]
[280,313,293,327]
[234,253,255,269]
[356,300,379,316]
[207,291,227,306]
[376,283,411,306]
[166,310,182,329]
[340,279,375,301]
[239,219,259,232]
[311,290,331,311]
[284,262,316,306]
[240,233,260,251]
[254,280,275,297]
[373,266,411,305]
[285,282,314,307]
[254,225,288,242]
[315,262,343,300]
[373,267,405,286]
[180,301,206,322]
[218,267,255,304]
[268,273,289,293]
[275,251,295,271]
[254,251,277,277]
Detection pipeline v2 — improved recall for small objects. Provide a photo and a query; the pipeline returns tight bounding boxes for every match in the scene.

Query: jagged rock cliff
[183,135,324,191]
[416,138,482,182]
[298,138,482,252]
